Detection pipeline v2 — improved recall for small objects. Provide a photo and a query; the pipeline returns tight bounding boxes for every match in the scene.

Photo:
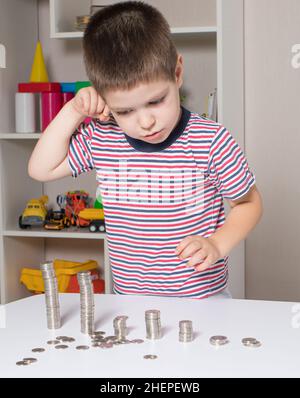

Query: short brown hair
[83,1,178,95]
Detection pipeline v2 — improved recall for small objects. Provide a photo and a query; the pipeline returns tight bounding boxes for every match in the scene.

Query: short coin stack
[113,315,128,341]
[145,309,161,340]
[209,335,229,346]
[179,320,194,342]
[40,261,61,329]
[242,337,262,348]
[77,271,94,335]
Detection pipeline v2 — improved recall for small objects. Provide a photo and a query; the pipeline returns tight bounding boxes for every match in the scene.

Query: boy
[28,1,262,299]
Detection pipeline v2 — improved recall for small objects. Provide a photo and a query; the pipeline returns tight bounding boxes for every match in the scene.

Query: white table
[0,293,299,378]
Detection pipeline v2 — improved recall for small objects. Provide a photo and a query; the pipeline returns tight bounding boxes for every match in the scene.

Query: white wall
[244,0,300,301]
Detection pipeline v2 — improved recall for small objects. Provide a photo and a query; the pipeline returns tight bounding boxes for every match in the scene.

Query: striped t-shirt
[68,107,255,299]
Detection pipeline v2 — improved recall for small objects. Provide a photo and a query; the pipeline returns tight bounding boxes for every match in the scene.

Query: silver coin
[32,348,45,353]
[242,338,262,348]
[56,336,69,340]
[242,337,258,345]
[131,339,144,344]
[16,360,30,366]
[76,345,90,350]
[47,340,60,345]
[209,335,229,346]
[60,337,75,343]
[144,354,158,360]
[23,358,37,364]
[55,344,69,349]
[100,342,113,349]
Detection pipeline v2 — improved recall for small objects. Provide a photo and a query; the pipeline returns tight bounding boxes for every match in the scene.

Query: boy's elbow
[28,163,48,182]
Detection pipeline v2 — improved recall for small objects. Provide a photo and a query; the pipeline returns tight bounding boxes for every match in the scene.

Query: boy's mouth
[144,129,163,140]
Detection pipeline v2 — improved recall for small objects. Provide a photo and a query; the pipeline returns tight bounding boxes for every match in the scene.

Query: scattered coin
[144,354,158,360]
[47,340,60,345]
[242,337,262,347]
[76,345,90,350]
[56,336,69,340]
[32,348,45,353]
[131,339,144,344]
[55,344,69,349]
[209,335,229,346]
[16,360,30,366]
[23,358,37,364]
[59,337,75,343]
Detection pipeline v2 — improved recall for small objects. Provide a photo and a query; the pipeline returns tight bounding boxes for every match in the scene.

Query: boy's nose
[138,112,156,131]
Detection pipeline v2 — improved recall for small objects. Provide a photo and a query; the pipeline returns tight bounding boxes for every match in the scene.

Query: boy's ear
[175,54,184,87]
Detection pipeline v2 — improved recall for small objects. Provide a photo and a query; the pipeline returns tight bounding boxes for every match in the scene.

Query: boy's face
[104,56,184,144]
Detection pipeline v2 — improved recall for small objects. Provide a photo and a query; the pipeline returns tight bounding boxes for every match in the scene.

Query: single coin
[60,337,75,343]
[47,340,60,345]
[76,345,90,350]
[100,342,113,349]
[242,337,258,345]
[55,344,69,349]
[16,360,30,366]
[32,348,45,353]
[23,358,37,364]
[131,339,144,344]
[144,354,158,360]
[56,336,69,340]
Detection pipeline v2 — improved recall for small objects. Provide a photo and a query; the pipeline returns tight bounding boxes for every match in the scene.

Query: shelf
[51,26,217,39]
[0,133,41,139]
[3,228,106,240]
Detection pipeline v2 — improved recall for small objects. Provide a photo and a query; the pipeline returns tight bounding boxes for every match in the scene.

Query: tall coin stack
[77,271,95,335]
[179,320,193,342]
[113,316,128,341]
[40,261,61,330]
[145,309,161,340]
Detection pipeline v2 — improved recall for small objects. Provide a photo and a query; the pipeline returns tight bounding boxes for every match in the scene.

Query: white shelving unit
[0,0,246,303]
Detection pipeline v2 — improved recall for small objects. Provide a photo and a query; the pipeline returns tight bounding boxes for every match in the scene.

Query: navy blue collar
[124,106,191,152]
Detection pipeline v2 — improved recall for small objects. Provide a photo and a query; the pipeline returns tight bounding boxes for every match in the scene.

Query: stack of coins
[145,309,161,340]
[242,337,262,348]
[209,335,229,346]
[40,261,61,329]
[179,320,194,342]
[77,271,94,335]
[113,316,128,341]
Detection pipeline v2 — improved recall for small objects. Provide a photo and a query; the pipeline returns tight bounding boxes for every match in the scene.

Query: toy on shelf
[78,208,106,232]
[44,209,71,230]
[20,259,105,294]
[57,190,93,227]
[19,195,51,229]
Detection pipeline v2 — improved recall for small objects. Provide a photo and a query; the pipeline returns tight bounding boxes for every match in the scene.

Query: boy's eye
[149,96,165,106]
[116,110,132,116]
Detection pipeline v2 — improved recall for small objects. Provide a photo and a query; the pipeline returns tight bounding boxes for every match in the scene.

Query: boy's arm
[28,101,84,182]
[28,87,111,182]
[176,185,263,271]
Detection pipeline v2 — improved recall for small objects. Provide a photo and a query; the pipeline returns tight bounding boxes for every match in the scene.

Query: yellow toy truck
[19,195,50,229]
[78,208,106,232]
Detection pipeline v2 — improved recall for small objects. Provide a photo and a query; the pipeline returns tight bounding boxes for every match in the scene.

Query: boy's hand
[175,235,221,272]
[71,86,111,122]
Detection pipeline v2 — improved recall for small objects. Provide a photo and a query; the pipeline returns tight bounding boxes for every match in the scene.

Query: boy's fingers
[178,241,202,261]
[195,255,213,272]
[175,236,194,255]
[103,104,111,117]
[187,249,206,267]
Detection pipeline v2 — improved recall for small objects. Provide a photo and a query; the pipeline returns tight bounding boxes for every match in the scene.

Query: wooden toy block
[18,82,61,93]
